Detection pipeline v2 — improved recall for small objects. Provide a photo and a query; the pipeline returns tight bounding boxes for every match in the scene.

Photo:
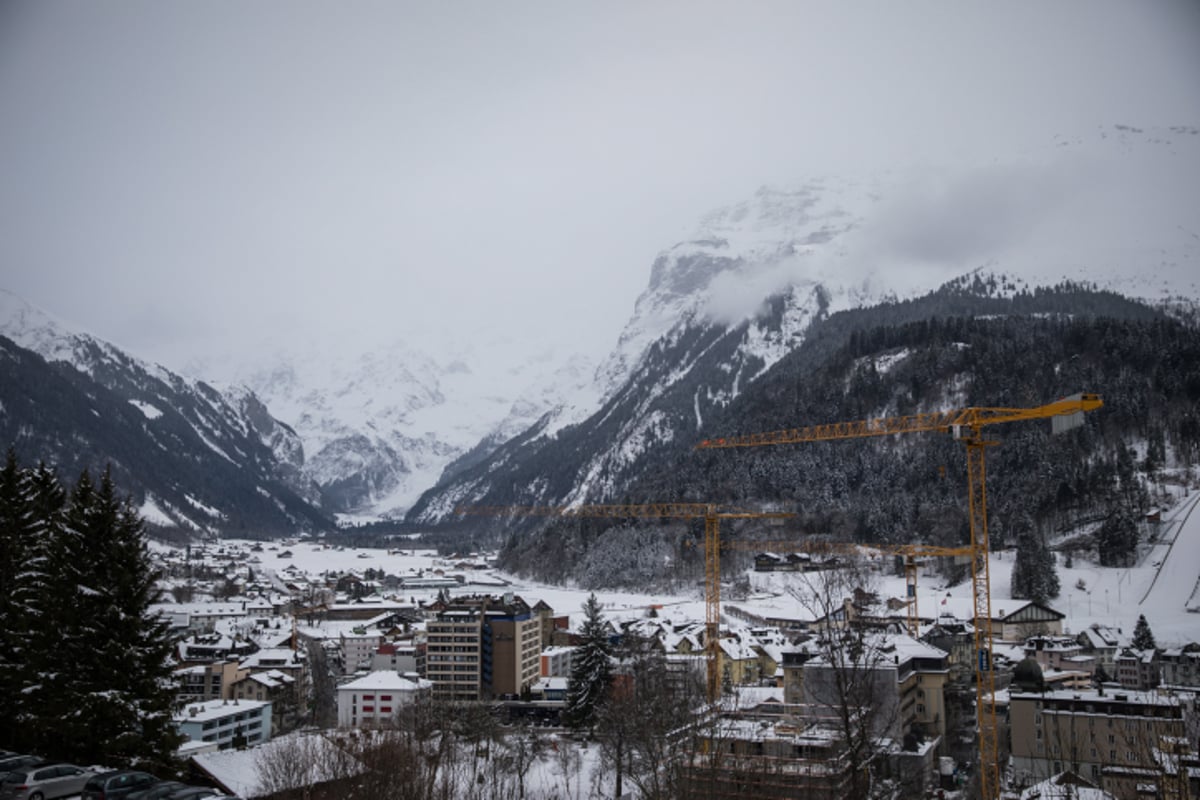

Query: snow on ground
[218,483,1200,649]
[139,494,176,527]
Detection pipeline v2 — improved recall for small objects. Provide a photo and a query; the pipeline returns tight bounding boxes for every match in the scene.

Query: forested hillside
[0,335,331,536]
[491,284,1199,588]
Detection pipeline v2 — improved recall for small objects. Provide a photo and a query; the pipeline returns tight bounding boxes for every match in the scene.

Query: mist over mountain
[1,126,1196,543]
[409,126,1199,515]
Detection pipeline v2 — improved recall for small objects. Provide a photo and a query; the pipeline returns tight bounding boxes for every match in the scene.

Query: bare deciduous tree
[787,562,902,799]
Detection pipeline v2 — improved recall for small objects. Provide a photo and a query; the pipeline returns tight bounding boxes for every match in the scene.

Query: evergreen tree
[16,461,68,753]
[23,465,181,770]
[564,593,612,730]
[1009,515,1060,604]
[1132,614,1157,650]
[1097,505,1139,567]
[0,450,40,749]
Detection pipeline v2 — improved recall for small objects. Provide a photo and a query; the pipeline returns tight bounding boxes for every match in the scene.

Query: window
[381,695,392,701]
[363,706,374,712]
[363,694,375,700]
[381,706,392,713]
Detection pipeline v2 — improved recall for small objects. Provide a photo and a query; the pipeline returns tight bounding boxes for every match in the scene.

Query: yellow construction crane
[697,392,1102,800]
[724,540,972,637]
[458,503,793,702]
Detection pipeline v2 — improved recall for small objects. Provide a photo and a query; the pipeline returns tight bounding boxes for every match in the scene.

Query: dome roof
[1013,656,1045,692]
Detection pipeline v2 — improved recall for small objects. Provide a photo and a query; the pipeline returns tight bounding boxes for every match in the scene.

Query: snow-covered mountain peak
[0,288,181,386]
[595,124,1200,413]
[0,288,93,366]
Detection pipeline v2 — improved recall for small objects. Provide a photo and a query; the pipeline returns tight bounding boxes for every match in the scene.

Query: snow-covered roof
[337,670,431,692]
[192,732,366,798]
[532,676,569,692]
[1018,772,1114,800]
[176,698,271,723]
[240,648,304,669]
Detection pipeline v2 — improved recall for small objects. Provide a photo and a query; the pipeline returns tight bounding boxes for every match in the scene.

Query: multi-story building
[425,594,544,700]
[1077,624,1121,679]
[231,670,297,733]
[802,633,950,743]
[426,608,484,701]
[174,699,273,750]
[1009,686,1192,799]
[539,645,577,678]
[336,671,432,729]
[370,642,419,674]
[1160,642,1200,688]
[339,630,385,674]
[487,597,543,698]
[1114,648,1160,690]
[1024,635,1096,678]
[175,660,247,703]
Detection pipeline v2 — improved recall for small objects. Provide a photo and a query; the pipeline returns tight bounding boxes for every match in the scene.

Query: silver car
[0,764,98,800]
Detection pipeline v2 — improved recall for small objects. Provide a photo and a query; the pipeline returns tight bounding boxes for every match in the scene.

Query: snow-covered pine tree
[0,451,42,750]
[15,460,68,754]
[1009,515,1060,604]
[1132,614,1157,650]
[564,593,612,730]
[1097,505,1139,567]
[29,467,181,770]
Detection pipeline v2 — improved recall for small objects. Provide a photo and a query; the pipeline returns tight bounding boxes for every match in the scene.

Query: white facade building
[175,699,272,750]
[336,671,432,728]
[539,646,577,677]
[340,631,385,674]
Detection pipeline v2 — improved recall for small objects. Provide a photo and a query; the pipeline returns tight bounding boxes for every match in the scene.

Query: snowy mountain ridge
[0,290,328,533]
[407,125,1200,522]
[195,329,601,521]
[3,125,1195,528]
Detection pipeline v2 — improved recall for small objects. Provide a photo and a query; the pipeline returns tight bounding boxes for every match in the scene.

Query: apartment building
[426,607,484,701]
[336,670,432,728]
[1115,648,1160,690]
[802,633,950,743]
[1160,642,1200,688]
[1009,687,1193,799]
[540,645,577,678]
[487,598,543,697]
[339,630,385,674]
[175,660,247,703]
[425,594,544,700]
[174,699,273,750]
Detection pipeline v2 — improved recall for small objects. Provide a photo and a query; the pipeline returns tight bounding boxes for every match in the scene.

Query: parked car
[80,771,158,800]
[0,762,41,779]
[125,782,189,800]
[0,763,98,800]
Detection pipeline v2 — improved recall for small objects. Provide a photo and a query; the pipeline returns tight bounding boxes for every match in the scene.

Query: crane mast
[697,393,1102,800]
[459,502,793,703]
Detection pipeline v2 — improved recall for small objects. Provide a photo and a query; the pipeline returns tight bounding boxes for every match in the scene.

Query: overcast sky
[1,1,1198,371]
